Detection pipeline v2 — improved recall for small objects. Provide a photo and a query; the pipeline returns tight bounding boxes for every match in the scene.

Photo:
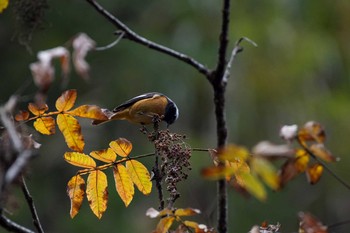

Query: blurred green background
[1,0,350,232]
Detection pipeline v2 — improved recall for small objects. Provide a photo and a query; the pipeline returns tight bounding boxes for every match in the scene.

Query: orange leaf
[155,216,175,233]
[90,148,116,163]
[67,175,85,218]
[57,113,85,152]
[113,164,134,207]
[219,144,249,162]
[15,110,30,121]
[56,89,77,112]
[86,170,108,219]
[306,163,323,185]
[64,152,96,168]
[28,103,48,116]
[109,138,132,157]
[298,121,325,144]
[174,208,200,216]
[33,117,56,135]
[279,159,300,187]
[126,160,152,195]
[309,143,336,162]
[68,105,109,120]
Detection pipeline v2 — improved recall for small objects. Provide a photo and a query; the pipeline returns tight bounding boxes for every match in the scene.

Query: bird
[92,92,179,127]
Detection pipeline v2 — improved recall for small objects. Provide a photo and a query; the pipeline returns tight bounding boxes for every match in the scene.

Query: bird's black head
[163,99,179,126]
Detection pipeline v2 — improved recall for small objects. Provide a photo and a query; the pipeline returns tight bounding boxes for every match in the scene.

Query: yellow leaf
[294,149,310,172]
[57,113,85,152]
[306,164,323,185]
[68,105,109,120]
[90,148,116,163]
[219,144,249,162]
[174,208,200,216]
[64,152,96,168]
[28,103,48,116]
[109,138,132,157]
[126,160,152,195]
[113,164,134,207]
[309,143,336,162]
[86,170,108,219]
[201,166,237,180]
[238,172,266,201]
[0,0,9,13]
[56,89,77,112]
[67,175,85,218]
[183,220,209,233]
[33,117,56,135]
[250,157,279,190]
[156,216,175,233]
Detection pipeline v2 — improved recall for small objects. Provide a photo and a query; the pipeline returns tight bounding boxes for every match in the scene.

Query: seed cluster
[154,130,191,204]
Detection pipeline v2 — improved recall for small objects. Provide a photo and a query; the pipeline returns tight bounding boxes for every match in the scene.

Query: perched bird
[92,92,179,127]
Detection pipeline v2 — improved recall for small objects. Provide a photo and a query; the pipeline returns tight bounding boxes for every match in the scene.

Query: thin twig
[21,177,44,233]
[85,0,211,76]
[94,31,125,51]
[222,37,257,83]
[298,139,350,191]
[0,213,35,233]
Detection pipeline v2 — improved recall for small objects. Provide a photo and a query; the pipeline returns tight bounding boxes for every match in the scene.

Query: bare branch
[21,177,44,233]
[0,213,35,233]
[94,31,125,51]
[85,0,211,76]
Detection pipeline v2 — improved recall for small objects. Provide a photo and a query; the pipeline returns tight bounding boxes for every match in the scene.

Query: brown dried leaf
[15,110,30,121]
[72,33,96,80]
[299,212,328,233]
[309,143,336,162]
[298,121,326,144]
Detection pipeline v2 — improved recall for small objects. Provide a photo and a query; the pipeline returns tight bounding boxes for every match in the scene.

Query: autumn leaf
[57,113,85,152]
[126,160,152,195]
[155,216,175,233]
[201,166,237,180]
[68,105,109,120]
[67,175,85,218]
[294,149,310,172]
[183,221,210,233]
[28,103,48,116]
[56,89,77,112]
[0,0,9,13]
[250,157,279,190]
[33,117,56,135]
[238,172,266,201]
[109,138,132,157]
[86,170,108,219]
[174,208,200,216]
[113,164,134,207]
[15,110,30,121]
[64,152,96,168]
[306,163,323,185]
[146,208,173,218]
[219,144,249,162]
[298,121,325,144]
[299,212,328,233]
[309,143,336,162]
[90,148,116,163]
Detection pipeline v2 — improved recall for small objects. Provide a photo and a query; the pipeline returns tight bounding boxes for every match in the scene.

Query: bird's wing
[113,92,162,112]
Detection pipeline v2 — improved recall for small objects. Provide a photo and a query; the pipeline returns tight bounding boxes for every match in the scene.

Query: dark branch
[21,177,44,233]
[85,0,211,77]
[0,212,35,233]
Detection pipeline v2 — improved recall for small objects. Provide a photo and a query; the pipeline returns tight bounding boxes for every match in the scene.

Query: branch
[21,177,44,233]
[0,213,35,233]
[85,0,211,77]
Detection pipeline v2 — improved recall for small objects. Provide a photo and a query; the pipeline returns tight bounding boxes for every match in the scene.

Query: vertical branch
[212,1,231,233]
